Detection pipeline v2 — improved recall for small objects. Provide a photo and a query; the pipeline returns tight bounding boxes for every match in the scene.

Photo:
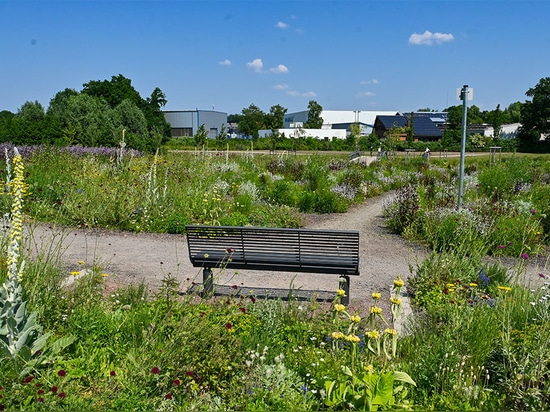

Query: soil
[22,193,550,321]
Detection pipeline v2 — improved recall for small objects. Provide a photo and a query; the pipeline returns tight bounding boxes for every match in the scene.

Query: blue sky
[1,0,549,116]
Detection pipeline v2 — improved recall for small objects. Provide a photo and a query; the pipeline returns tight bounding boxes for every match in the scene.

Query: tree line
[0,74,172,152]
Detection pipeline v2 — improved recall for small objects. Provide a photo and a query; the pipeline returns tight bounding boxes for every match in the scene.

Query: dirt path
[22,193,549,314]
[23,194,427,304]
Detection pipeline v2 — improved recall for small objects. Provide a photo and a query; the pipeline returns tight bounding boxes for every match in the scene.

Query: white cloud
[408,30,454,46]
[219,59,231,66]
[246,58,264,73]
[276,21,288,29]
[286,90,317,98]
[269,64,289,74]
[273,83,289,90]
[360,79,379,85]
[356,91,376,97]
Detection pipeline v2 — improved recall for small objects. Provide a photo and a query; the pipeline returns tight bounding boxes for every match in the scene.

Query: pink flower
[497,245,505,249]
[522,253,529,260]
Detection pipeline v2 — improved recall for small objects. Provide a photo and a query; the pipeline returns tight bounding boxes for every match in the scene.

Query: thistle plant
[0,148,73,377]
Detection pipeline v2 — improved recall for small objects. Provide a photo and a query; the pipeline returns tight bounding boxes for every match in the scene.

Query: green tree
[503,101,522,123]
[64,94,114,147]
[238,104,265,138]
[111,99,150,151]
[13,101,46,144]
[487,104,506,139]
[519,77,550,142]
[217,123,227,141]
[265,104,287,132]
[304,100,323,129]
[194,123,208,146]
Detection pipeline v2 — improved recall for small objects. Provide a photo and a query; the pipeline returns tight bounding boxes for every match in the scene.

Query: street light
[458,85,471,208]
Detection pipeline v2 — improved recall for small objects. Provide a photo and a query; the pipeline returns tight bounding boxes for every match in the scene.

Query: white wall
[259,128,347,140]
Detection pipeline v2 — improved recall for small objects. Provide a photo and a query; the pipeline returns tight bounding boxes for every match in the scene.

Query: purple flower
[522,253,529,260]
[531,209,537,215]
[497,245,505,249]
[539,273,547,279]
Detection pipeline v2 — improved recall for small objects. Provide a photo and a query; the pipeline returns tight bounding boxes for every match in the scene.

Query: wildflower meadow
[1,144,550,410]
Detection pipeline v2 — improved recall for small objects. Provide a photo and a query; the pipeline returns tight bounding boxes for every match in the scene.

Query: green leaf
[372,373,394,406]
[393,370,417,387]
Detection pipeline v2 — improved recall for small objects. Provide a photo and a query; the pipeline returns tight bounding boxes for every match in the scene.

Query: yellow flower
[101,273,109,277]
[331,331,344,340]
[390,297,402,305]
[366,330,380,339]
[336,289,346,297]
[393,278,405,288]
[446,283,455,288]
[369,306,382,314]
[78,260,85,265]
[346,334,360,343]
[384,328,398,336]
[497,285,512,292]
[371,292,382,300]
[350,314,361,323]
[334,304,346,312]
[470,282,478,287]
[70,271,80,276]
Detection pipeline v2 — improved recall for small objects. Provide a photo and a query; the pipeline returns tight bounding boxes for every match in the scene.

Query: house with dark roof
[374,113,443,142]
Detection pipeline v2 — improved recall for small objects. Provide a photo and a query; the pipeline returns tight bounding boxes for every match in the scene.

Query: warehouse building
[163,110,227,138]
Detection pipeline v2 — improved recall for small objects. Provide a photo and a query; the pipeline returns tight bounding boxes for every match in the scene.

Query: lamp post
[458,85,470,208]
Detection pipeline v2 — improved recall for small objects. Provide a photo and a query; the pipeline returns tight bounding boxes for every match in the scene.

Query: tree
[13,101,46,144]
[63,94,114,147]
[487,104,506,139]
[304,100,323,129]
[111,99,150,151]
[265,104,287,132]
[503,101,522,123]
[519,77,550,142]
[238,104,265,138]
[194,124,208,147]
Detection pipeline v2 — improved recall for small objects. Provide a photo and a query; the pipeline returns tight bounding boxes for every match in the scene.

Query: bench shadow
[185,284,336,302]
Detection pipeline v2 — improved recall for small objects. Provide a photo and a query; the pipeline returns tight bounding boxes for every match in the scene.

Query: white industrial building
[284,110,398,136]
[163,110,227,138]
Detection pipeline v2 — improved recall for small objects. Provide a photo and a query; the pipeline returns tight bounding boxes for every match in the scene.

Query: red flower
[51,386,58,393]
[225,322,233,330]
[185,371,194,377]
[250,296,256,304]
[58,369,66,377]
[232,284,238,289]
[173,379,181,386]
[239,307,246,313]
[151,367,160,374]
[23,376,34,384]
[58,392,66,398]
[37,389,44,395]
[38,397,45,403]
[110,371,116,377]
[165,393,173,400]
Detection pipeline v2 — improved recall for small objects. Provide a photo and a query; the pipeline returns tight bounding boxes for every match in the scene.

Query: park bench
[185,225,360,304]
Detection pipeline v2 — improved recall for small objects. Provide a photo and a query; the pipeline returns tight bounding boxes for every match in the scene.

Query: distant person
[423,147,430,161]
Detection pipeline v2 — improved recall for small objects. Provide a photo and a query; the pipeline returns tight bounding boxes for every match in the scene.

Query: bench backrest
[185,225,359,275]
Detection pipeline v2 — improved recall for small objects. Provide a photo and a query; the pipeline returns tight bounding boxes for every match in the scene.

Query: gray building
[163,110,227,138]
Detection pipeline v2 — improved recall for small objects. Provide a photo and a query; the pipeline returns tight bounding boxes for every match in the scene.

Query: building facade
[163,110,227,138]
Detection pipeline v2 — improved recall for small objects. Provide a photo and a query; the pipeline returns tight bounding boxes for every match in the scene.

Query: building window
[172,127,193,137]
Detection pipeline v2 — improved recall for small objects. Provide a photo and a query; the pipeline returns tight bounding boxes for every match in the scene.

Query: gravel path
[22,193,549,322]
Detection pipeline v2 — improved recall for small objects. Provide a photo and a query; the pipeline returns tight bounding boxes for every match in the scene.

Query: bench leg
[202,267,214,298]
[339,275,350,305]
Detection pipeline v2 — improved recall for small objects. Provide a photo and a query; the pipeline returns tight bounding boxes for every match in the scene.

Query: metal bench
[185,225,360,304]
